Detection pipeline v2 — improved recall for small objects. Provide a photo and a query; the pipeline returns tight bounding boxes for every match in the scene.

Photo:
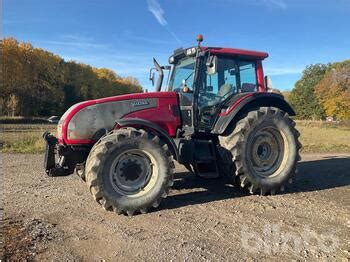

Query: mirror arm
[149,68,156,86]
[162,65,171,70]
[205,49,212,66]
[149,67,155,80]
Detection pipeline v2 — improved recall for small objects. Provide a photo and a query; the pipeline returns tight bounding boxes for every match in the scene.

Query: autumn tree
[0,38,143,117]
[315,60,350,120]
[289,64,330,119]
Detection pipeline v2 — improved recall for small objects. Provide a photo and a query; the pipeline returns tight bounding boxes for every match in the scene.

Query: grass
[296,120,350,153]
[0,124,56,153]
[0,121,349,154]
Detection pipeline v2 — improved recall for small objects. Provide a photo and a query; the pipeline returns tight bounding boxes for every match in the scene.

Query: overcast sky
[3,0,350,90]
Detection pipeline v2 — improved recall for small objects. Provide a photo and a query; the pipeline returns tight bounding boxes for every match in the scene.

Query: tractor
[43,35,301,216]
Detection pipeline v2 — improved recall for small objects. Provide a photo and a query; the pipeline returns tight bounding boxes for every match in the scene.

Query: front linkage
[43,131,88,177]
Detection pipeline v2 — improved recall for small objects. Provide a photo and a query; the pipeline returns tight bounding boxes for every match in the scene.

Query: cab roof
[170,46,268,64]
[202,46,269,60]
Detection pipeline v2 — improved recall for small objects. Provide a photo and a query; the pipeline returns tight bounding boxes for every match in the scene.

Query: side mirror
[149,69,155,86]
[264,75,273,90]
[206,55,217,75]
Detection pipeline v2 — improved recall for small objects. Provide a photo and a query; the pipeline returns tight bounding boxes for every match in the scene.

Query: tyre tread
[219,107,301,195]
[85,127,175,215]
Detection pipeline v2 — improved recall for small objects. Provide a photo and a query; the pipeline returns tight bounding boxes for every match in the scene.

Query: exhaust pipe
[153,58,163,92]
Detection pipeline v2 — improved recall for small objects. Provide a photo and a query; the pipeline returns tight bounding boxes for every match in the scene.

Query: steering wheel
[199,92,221,105]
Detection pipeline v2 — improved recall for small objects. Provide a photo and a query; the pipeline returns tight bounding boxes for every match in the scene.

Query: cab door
[195,55,238,131]
[195,55,258,131]
[168,57,197,134]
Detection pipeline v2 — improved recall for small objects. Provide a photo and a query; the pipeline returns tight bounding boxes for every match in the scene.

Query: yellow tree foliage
[315,60,350,120]
[0,38,143,116]
[93,68,119,81]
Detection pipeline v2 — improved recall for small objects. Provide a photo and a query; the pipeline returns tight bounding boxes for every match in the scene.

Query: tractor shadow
[286,156,350,193]
[161,172,249,210]
[160,156,350,211]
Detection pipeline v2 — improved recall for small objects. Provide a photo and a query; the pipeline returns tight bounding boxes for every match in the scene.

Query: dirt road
[2,153,350,260]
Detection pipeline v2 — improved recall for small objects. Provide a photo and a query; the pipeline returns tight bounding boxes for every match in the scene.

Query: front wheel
[219,107,301,195]
[85,127,175,215]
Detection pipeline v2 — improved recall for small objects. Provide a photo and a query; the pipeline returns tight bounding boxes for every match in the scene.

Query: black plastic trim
[212,92,296,134]
[116,118,179,161]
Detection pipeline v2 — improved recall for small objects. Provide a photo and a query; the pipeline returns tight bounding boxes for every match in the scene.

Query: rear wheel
[85,127,175,215]
[219,107,301,195]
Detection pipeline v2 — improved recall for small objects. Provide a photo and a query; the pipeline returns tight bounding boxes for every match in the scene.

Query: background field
[296,120,350,152]
[1,120,350,153]
[0,124,56,153]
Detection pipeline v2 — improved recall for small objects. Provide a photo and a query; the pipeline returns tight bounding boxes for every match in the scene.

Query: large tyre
[219,107,301,195]
[85,127,175,216]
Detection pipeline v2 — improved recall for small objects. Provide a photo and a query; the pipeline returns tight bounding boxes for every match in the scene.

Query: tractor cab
[152,35,269,134]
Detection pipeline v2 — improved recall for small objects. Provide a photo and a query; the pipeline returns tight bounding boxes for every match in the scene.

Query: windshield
[168,57,196,91]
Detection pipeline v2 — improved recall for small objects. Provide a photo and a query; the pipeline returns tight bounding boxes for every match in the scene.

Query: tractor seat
[218,83,233,98]
[207,84,233,106]
[241,83,256,92]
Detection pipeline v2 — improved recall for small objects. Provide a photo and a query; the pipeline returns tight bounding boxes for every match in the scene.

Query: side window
[198,58,257,109]
[238,61,257,92]
[222,59,237,95]
[199,56,238,108]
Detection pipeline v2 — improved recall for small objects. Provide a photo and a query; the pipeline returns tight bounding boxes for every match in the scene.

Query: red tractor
[43,35,301,216]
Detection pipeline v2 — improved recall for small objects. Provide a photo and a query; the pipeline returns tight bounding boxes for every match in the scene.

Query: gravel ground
[1,153,350,261]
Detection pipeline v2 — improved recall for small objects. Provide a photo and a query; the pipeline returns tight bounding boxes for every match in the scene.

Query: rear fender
[212,92,295,135]
[115,118,179,161]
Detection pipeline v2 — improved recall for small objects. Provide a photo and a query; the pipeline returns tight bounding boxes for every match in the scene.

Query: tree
[315,60,350,120]
[7,94,19,117]
[289,64,330,119]
[0,38,143,117]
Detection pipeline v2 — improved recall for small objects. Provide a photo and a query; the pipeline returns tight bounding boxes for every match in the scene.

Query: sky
[2,0,350,91]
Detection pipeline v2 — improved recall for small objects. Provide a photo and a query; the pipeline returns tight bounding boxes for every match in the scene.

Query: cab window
[197,56,258,128]
[239,61,257,92]
[199,56,238,107]
[199,57,257,104]
[169,57,196,91]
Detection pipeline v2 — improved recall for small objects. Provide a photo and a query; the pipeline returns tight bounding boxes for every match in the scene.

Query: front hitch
[43,131,70,177]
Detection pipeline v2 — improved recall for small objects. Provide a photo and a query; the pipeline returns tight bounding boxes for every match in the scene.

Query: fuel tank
[57,92,181,145]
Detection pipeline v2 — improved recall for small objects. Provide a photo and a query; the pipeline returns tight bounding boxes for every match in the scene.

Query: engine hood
[58,92,177,144]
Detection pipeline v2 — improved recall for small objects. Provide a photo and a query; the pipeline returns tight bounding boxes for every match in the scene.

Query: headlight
[186,47,197,56]
[67,105,100,140]
[57,121,63,139]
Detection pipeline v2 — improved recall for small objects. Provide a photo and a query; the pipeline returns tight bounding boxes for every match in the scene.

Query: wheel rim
[109,149,158,196]
[249,127,287,178]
